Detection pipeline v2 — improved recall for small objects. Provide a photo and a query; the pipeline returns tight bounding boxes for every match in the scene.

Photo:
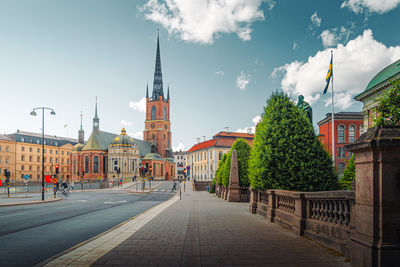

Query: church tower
[93,96,99,133]
[143,32,171,158]
[78,111,84,144]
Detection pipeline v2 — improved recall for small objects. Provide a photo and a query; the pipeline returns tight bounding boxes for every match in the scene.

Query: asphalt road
[0,181,177,267]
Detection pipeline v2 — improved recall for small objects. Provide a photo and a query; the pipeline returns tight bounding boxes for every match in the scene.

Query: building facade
[173,150,186,180]
[354,58,400,130]
[71,33,175,181]
[186,132,254,181]
[0,131,76,184]
[317,112,363,176]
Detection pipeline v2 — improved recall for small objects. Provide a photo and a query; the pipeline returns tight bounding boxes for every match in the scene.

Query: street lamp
[30,107,56,201]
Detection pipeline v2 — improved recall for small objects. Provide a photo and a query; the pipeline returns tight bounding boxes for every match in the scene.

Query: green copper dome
[143,153,162,160]
[72,143,84,151]
[110,128,135,148]
[365,59,400,92]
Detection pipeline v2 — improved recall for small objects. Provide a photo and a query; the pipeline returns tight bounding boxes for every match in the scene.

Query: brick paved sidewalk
[91,182,349,267]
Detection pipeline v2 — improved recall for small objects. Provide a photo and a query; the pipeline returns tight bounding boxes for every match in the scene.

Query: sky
[0,0,399,151]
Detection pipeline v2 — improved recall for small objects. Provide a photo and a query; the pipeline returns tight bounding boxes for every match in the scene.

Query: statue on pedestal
[297,95,313,124]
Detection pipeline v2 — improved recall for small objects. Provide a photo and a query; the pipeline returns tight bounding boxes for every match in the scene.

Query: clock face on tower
[151,123,155,129]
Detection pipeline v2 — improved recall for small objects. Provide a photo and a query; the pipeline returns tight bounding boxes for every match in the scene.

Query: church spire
[78,110,84,144]
[167,84,170,100]
[152,29,164,100]
[93,96,99,133]
[146,83,149,98]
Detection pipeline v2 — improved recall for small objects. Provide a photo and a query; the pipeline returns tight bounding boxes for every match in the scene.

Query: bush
[248,91,338,191]
[339,154,355,190]
[216,154,227,186]
[375,80,400,126]
[221,152,232,187]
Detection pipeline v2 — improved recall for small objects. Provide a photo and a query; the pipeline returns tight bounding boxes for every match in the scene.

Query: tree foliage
[221,152,232,187]
[216,153,227,186]
[248,91,338,191]
[339,154,355,190]
[375,80,400,126]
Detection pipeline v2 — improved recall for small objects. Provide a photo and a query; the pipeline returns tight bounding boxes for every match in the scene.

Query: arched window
[349,125,356,143]
[163,107,167,120]
[85,156,90,173]
[338,125,345,143]
[93,156,99,173]
[151,106,156,120]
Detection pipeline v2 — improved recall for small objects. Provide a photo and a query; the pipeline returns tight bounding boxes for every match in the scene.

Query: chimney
[224,127,229,132]
[247,128,252,134]
[196,137,201,144]
[203,136,206,142]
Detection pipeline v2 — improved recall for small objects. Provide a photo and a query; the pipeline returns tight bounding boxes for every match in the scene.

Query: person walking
[171,180,177,192]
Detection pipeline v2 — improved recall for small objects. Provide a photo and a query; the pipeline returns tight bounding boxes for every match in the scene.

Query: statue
[297,95,313,124]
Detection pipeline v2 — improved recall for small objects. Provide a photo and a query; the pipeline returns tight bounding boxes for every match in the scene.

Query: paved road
[0,181,177,267]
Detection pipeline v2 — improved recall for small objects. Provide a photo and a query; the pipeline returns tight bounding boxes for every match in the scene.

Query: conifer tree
[339,154,355,190]
[248,91,338,191]
[216,153,227,186]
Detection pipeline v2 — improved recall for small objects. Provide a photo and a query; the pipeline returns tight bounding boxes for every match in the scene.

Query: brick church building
[70,33,175,181]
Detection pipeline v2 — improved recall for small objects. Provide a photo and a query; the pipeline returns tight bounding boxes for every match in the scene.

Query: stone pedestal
[249,188,258,213]
[227,150,240,202]
[346,126,400,267]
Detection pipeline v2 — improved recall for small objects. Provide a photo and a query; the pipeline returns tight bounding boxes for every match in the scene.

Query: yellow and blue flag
[323,53,333,94]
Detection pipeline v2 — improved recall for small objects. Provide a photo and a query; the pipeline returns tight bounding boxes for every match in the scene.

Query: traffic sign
[24,174,31,180]
[52,177,58,184]
[186,166,190,170]
[45,175,51,183]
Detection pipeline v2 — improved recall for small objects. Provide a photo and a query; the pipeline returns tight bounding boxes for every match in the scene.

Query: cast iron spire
[152,29,164,100]
[93,96,99,133]
[167,84,170,100]
[146,83,149,98]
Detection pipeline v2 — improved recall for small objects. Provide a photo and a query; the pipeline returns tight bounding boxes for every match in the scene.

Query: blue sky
[0,0,399,151]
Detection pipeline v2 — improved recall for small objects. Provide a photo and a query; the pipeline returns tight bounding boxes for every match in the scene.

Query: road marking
[104,200,127,204]
[161,189,165,191]
[76,200,87,202]
[45,195,179,267]
[2,211,29,217]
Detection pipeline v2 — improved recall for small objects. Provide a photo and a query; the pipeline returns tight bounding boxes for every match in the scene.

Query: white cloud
[129,97,146,113]
[172,142,185,152]
[265,0,276,10]
[292,41,299,50]
[215,70,224,76]
[140,0,265,44]
[341,0,400,14]
[320,26,351,48]
[120,120,133,126]
[129,131,144,139]
[236,71,250,91]
[272,29,400,110]
[236,115,261,134]
[310,11,321,27]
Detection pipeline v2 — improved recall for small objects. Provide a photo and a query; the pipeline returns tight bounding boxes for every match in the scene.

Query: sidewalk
[45,182,349,266]
[0,192,62,206]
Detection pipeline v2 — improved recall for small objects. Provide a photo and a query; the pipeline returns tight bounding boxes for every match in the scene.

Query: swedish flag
[323,53,333,94]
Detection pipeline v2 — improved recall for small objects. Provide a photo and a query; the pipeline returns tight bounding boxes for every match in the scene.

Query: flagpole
[330,50,335,167]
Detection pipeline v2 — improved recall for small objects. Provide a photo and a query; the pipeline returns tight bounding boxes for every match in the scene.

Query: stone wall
[193,180,212,191]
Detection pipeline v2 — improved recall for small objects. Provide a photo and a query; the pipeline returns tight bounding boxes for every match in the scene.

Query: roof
[317,112,363,126]
[110,129,135,148]
[355,58,400,100]
[82,130,151,156]
[0,134,12,141]
[213,131,254,139]
[7,130,78,143]
[187,139,217,152]
[143,153,162,160]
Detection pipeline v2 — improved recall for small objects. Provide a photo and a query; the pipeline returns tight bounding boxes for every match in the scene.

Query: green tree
[210,178,216,193]
[216,153,227,186]
[339,154,355,190]
[375,80,400,126]
[221,152,232,187]
[248,91,338,191]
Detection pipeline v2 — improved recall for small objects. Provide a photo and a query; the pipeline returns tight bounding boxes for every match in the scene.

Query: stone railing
[250,189,354,258]
[239,187,250,202]
[193,181,212,191]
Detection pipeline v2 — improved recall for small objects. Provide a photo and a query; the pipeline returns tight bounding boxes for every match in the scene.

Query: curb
[38,192,178,267]
[0,197,63,207]
[129,181,164,194]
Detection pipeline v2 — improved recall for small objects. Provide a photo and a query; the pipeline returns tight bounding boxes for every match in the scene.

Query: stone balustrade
[250,189,355,258]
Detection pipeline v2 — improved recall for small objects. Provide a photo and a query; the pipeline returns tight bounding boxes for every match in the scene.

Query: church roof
[110,128,135,148]
[82,130,151,156]
[151,31,165,101]
[355,58,400,100]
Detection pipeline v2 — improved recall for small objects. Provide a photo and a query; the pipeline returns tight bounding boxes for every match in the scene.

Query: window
[50,158,53,163]
[151,106,156,120]
[55,158,58,163]
[55,142,58,146]
[50,150,53,154]
[36,140,40,144]
[337,147,346,157]
[62,159,64,164]
[21,146,25,151]
[21,155,25,161]
[21,137,25,142]
[29,166,32,171]
[163,107,167,120]
[6,146,9,152]
[349,125,356,143]
[6,158,9,164]
[338,163,345,177]
[67,152,70,156]
[114,159,118,172]
[67,159,69,164]
[29,147,32,152]
[0,158,2,163]
[21,165,24,170]
[85,156,90,173]
[210,151,212,159]
[37,148,40,153]
[37,156,40,162]
[0,146,1,151]
[219,152,223,160]
[93,156,99,173]
[29,156,32,162]
[21,174,24,178]
[37,166,40,171]
[56,150,58,155]
[338,125,345,143]
[62,151,64,155]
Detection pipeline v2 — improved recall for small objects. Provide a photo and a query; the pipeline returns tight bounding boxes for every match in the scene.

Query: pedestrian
[71,181,74,190]
[171,180,177,192]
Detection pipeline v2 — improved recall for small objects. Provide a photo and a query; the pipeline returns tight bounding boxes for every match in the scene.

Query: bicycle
[57,187,70,198]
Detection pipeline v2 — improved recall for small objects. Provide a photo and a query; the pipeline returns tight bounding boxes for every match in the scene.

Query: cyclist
[61,180,68,190]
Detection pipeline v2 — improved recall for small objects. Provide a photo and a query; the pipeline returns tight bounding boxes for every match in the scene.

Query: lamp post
[30,107,56,201]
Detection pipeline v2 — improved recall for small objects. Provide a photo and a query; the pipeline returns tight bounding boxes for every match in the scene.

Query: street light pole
[30,107,56,201]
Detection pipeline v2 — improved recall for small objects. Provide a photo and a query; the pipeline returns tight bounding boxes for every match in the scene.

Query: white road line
[45,195,179,266]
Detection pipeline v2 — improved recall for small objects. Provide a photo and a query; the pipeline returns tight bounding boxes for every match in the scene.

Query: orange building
[317,112,363,176]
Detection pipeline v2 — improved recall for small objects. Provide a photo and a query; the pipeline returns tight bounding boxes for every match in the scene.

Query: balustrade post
[292,192,305,235]
[346,126,400,267]
[267,190,276,222]
[249,188,258,214]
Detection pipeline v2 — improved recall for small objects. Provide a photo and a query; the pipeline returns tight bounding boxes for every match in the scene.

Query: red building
[317,112,363,176]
